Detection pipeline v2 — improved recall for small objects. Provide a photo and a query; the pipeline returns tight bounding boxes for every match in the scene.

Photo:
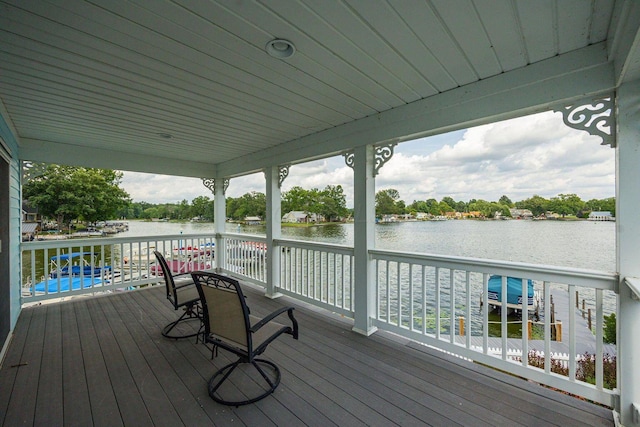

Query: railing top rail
[370,248,618,290]
[21,233,219,249]
[624,276,640,300]
[220,232,267,241]
[275,238,355,254]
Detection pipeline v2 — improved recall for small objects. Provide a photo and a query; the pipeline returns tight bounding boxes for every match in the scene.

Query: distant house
[282,211,319,223]
[464,211,482,218]
[545,211,560,220]
[509,208,533,219]
[415,212,429,220]
[21,222,39,241]
[379,214,397,223]
[22,200,42,223]
[588,211,615,221]
[243,216,262,225]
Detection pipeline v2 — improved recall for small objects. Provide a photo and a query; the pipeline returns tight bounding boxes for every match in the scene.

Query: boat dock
[460,288,616,358]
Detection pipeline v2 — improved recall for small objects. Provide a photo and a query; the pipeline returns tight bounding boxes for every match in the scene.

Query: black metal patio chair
[153,250,202,339]
[191,271,299,406]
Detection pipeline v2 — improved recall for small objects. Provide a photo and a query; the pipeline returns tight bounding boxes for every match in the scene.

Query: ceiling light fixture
[265,39,296,59]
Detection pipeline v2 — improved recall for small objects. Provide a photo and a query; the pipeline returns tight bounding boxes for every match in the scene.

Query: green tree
[548,193,585,217]
[318,185,348,221]
[282,186,311,214]
[375,188,403,216]
[141,207,161,219]
[408,200,428,214]
[603,313,616,344]
[437,201,453,215]
[23,165,130,228]
[191,196,213,220]
[455,201,467,212]
[441,196,456,210]
[227,192,266,220]
[499,195,513,207]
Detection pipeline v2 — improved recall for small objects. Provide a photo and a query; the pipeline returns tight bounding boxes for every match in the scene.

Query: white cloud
[121,111,615,207]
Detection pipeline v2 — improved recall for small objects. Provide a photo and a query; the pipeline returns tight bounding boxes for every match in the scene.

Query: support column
[204,178,227,272]
[616,80,640,426]
[264,166,283,298]
[351,145,377,336]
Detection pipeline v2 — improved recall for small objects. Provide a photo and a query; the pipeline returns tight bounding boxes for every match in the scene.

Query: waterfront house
[510,208,534,219]
[281,211,319,223]
[243,216,262,225]
[2,2,640,425]
[589,211,616,221]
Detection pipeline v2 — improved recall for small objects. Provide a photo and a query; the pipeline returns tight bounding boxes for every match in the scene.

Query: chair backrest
[153,250,178,304]
[191,271,252,353]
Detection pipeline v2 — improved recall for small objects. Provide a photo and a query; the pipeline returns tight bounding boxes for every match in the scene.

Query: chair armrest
[251,307,298,339]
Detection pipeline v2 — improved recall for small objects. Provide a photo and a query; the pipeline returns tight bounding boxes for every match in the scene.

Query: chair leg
[161,302,202,339]
[207,358,281,407]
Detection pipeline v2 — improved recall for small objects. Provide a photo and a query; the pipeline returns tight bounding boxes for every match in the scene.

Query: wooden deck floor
[1,284,614,426]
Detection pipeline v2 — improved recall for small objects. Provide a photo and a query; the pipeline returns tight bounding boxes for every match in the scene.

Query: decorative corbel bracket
[374,142,397,176]
[201,177,229,195]
[343,142,397,176]
[343,150,355,170]
[279,165,290,188]
[553,95,615,148]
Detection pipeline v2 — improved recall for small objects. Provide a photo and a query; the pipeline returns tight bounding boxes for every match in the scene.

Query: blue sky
[121,110,615,207]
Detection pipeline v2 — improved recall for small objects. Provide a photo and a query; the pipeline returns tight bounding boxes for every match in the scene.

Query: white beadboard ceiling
[1,0,639,178]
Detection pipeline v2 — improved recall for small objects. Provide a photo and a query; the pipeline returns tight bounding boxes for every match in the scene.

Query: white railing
[370,248,618,406]
[20,233,618,406]
[21,234,216,303]
[276,238,355,317]
[217,233,268,285]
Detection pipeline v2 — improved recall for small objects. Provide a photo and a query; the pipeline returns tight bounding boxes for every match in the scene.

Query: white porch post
[213,178,226,272]
[352,144,377,336]
[264,166,282,298]
[616,80,640,426]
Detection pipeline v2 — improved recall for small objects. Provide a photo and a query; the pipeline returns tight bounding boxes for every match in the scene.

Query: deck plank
[0,284,615,427]
[0,306,33,424]
[74,298,123,427]
[61,302,93,427]
[34,304,63,426]
[99,295,185,427]
[3,303,46,426]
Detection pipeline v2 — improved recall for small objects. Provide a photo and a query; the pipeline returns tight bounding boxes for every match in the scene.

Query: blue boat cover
[33,277,102,293]
[487,275,534,305]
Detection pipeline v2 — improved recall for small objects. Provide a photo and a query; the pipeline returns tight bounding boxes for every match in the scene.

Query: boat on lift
[486,275,536,313]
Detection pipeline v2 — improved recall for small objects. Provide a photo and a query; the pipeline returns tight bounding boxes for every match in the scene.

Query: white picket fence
[475,346,572,367]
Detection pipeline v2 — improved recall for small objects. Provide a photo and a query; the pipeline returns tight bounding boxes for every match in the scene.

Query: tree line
[378,189,615,219]
[23,165,615,228]
[120,185,350,222]
[126,189,614,222]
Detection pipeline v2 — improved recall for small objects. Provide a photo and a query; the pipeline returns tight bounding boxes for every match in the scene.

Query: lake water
[120,219,616,273]
[109,219,620,335]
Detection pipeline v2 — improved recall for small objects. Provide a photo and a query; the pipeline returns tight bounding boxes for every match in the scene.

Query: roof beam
[218,42,614,178]
[18,138,216,178]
